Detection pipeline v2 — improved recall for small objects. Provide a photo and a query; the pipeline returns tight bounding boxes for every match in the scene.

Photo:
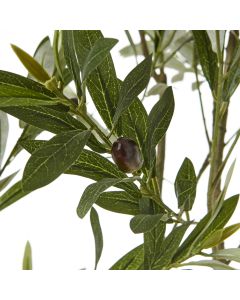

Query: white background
[0,0,240,299]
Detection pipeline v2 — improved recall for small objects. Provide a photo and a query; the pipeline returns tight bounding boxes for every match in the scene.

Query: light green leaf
[82,38,118,81]
[120,41,154,57]
[146,83,167,97]
[22,130,91,192]
[11,44,50,83]
[73,30,119,130]
[62,30,82,97]
[210,248,240,263]
[0,111,9,168]
[152,224,189,269]
[0,171,19,192]
[0,181,29,211]
[192,30,218,91]
[77,177,138,219]
[113,55,152,125]
[0,71,59,107]
[110,244,144,270]
[174,157,197,211]
[130,214,167,234]
[90,207,103,270]
[181,259,235,270]
[171,72,184,83]
[144,86,175,169]
[22,241,32,270]
[96,191,140,215]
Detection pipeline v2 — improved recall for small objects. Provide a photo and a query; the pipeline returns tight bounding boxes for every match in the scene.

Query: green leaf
[77,177,137,219]
[110,244,144,270]
[90,207,103,270]
[192,30,218,91]
[21,141,140,198]
[152,224,189,269]
[210,248,240,263]
[11,44,50,83]
[0,171,19,192]
[82,38,118,81]
[146,83,167,97]
[96,191,140,215]
[201,223,240,249]
[22,241,32,270]
[62,31,82,97]
[113,55,152,126]
[174,157,197,211]
[120,41,154,57]
[22,130,91,192]
[0,111,9,167]
[73,30,119,130]
[130,214,168,234]
[29,36,55,78]
[144,86,175,169]
[0,71,59,107]
[0,181,29,211]
[173,194,239,263]
[2,106,106,153]
[181,259,235,270]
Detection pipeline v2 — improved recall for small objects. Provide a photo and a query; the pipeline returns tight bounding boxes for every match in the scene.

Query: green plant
[0,30,240,270]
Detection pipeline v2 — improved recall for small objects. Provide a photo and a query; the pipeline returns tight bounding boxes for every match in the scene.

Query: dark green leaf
[0,111,9,167]
[21,140,140,198]
[0,171,18,192]
[110,244,144,270]
[173,195,239,263]
[130,214,168,234]
[181,259,235,270]
[22,130,91,192]
[113,55,152,125]
[96,191,140,215]
[82,38,118,81]
[192,30,218,91]
[2,106,106,153]
[0,71,59,107]
[152,224,189,269]
[22,241,32,270]
[90,207,103,270]
[11,44,50,83]
[210,248,240,263]
[73,30,119,130]
[174,157,197,211]
[77,177,137,219]
[62,31,82,97]
[0,181,29,211]
[144,86,175,169]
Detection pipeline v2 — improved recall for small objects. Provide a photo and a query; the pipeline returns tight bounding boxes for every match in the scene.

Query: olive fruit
[111,137,143,173]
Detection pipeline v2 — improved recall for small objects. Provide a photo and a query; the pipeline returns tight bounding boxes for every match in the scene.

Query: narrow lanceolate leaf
[90,207,103,269]
[110,244,144,270]
[0,171,19,192]
[22,241,32,270]
[144,86,175,169]
[0,111,9,167]
[174,157,197,211]
[21,141,140,198]
[82,38,118,81]
[0,71,59,107]
[130,214,168,234]
[113,55,152,126]
[11,44,50,83]
[152,224,189,270]
[192,31,218,91]
[210,248,240,263]
[172,195,239,264]
[2,106,106,153]
[77,177,137,219]
[96,191,140,215]
[181,260,235,270]
[73,30,120,130]
[22,130,91,192]
[62,31,82,97]
[0,181,29,211]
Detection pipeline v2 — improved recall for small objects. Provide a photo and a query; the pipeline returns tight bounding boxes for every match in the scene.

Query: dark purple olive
[111,137,143,173]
